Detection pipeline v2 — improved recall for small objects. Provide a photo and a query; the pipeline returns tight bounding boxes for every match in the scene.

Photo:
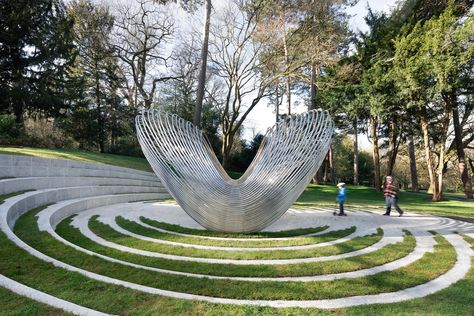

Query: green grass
[90,217,363,260]
[0,287,71,316]
[118,217,336,247]
[0,146,152,172]
[296,184,474,218]
[57,217,415,277]
[0,204,469,315]
[141,216,330,239]
[14,207,456,301]
[227,171,244,179]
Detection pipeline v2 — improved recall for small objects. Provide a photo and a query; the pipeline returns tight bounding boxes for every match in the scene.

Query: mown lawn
[296,184,474,218]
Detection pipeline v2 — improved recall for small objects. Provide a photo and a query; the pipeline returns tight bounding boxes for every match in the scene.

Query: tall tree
[68,0,120,152]
[112,0,176,109]
[0,0,75,125]
[393,1,474,200]
[208,0,277,169]
[193,0,212,127]
[425,4,474,198]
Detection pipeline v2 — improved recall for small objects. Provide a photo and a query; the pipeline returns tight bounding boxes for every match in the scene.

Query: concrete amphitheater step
[71,213,391,265]
[0,189,167,316]
[0,155,158,181]
[0,275,109,316]
[98,214,359,251]
[124,203,356,241]
[0,176,165,195]
[134,215,332,241]
[0,154,153,176]
[3,187,167,229]
[42,205,434,282]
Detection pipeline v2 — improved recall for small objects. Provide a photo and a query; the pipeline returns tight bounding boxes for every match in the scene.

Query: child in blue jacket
[336,182,347,216]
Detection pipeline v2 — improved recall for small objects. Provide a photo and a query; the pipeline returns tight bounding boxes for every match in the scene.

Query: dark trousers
[339,202,345,214]
[385,196,402,215]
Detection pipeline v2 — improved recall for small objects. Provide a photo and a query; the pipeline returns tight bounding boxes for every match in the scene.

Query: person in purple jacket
[336,182,347,216]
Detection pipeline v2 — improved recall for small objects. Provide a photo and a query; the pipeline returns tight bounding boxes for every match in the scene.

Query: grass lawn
[296,184,474,218]
[0,287,71,316]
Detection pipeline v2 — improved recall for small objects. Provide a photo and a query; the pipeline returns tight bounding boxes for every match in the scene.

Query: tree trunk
[407,133,419,192]
[432,95,454,201]
[282,20,291,115]
[12,63,25,125]
[221,131,233,170]
[310,63,318,110]
[329,145,335,184]
[193,0,212,127]
[469,158,474,177]
[370,115,381,190]
[353,118,359,185]
[310,64,320,183]
[13,102,24,125]
[95,62,105,153]
[452,100,473,198]
[275,84,280,123]
[322,155,329,184]
[419,107,439,201]
[386,119,399,176]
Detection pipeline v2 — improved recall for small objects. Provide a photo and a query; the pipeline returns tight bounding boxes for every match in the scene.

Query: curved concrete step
[72,212,386,265]
[99,214,359,251]
[0,177,165,196]
[0,274,110,316]
[3,187,168,229]
[39,203,436,282]
[134,215,332,241]
[0,154,153,176]
[0,155,158,182]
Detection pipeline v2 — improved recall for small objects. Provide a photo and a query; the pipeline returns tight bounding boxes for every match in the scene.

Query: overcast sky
[242,0,399,145]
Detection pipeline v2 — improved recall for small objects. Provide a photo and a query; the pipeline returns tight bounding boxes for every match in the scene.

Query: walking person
[383,175,404,217]
[336,182,347,216]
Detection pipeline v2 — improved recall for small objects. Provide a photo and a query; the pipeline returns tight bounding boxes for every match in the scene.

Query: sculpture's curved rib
[136,109,334,233]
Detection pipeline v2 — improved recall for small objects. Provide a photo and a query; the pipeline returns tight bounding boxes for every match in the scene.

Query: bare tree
[112,0,176,109]
[193,0,212,127]
[208,1,278,169]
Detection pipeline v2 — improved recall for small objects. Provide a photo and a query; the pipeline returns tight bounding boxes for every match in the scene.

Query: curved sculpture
[136,109,334,233]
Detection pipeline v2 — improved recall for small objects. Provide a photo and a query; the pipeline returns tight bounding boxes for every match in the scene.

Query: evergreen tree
[0,0,75,125]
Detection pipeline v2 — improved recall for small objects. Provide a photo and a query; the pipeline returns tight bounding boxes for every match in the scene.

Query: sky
[241,0,400,144]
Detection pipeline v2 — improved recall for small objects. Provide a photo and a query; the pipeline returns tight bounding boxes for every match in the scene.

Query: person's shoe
[338,213,346,216]
[399,211,404,217]
[383,213,390,216]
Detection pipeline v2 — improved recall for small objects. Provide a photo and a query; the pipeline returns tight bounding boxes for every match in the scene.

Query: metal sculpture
[136,109,334,233]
